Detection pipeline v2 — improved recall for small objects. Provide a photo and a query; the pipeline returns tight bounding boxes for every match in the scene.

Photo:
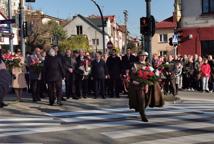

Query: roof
[64,14,109,36]
[88,15,115,23]
[156,16,176,29]
[87,17,108,27]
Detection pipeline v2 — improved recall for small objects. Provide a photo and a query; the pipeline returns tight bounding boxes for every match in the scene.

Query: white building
[0,11,18,45]
[0,0,20,16]
[64,14,126,52]
[64,14,110,52]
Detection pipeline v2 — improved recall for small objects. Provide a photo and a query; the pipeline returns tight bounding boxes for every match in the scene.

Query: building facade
[63,14,126,52]
[177,0,214,56]
[152,16,176,56]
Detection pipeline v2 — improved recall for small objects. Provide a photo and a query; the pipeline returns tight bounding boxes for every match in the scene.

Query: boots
[140,112,148,122]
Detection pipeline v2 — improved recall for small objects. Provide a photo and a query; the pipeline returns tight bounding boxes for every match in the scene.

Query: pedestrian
[63,49,75,99]
[0,46,12,108]
[28,47,43,102]
[128,51,150,122]
[75,49,89,99]
[44,48,65,106]
[91,51,108,99]
[201,58,211,92]
[106,49,122,98]
[12,48,27,102]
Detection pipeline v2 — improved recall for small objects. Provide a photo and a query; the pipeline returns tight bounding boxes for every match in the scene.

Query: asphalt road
[0,91,214,144]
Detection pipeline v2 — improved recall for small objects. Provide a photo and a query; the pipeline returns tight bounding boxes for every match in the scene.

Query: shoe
[0,102,8,108]
[57,101,63,106]
[141,115,148,122]
[83,96,87,99]
[61,97,67,101]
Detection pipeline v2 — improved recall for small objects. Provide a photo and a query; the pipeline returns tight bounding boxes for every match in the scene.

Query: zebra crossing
[0,117,62,137]
[1,100,214,144]
[46,101,214,144]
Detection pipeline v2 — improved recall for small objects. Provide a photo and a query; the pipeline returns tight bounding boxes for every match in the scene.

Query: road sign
[0,19,16,24]
[172,34,178,45]
[0,27,10,31]
[0,32,14,38]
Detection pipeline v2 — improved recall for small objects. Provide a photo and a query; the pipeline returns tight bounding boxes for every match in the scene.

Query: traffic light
[23,22,27,37]
[150,16,156,37]
[169,37,173,46]
[140,17,149,35]
[140,16,156,36]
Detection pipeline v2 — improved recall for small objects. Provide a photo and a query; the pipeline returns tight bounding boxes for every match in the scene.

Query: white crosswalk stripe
[46,101,214,144]
[0,117,61,137]
[2,101,214,144]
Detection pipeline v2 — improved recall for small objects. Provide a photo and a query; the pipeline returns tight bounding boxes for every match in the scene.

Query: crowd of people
[0,45,214,110]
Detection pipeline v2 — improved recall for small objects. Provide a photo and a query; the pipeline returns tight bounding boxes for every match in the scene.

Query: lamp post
[8,0,13,52]
[90,0,105,54]
[19,0,25,57]
[145,0,152,62]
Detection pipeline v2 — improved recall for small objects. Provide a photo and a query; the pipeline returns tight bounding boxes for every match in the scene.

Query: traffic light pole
[8,0,13,52]
[20,0,25,57]
[145,0,152,63]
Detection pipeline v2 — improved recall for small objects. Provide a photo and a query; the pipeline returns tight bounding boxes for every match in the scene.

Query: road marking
[102,121,214,139]
[132,133,214,144]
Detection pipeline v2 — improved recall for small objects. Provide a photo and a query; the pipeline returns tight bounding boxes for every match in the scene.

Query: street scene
[0,0,214,144]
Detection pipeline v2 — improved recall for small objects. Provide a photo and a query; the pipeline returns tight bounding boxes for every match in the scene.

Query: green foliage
[59,35,90,52]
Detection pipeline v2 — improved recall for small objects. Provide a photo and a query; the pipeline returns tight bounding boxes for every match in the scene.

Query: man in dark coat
[75,50,88,99]
[122,48,137,73]
[28,47,43,102]
[44,48,65,106]
[0,46,11,108]
[91,51,108,99]
[63,49,75,99]
[106,49,122,98]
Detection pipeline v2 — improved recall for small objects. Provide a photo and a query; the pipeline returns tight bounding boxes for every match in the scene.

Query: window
[76,25,83,35]
[202,0,214,14]
[159,34,168,43]
[92,39,99,45]
[160,51,168,56]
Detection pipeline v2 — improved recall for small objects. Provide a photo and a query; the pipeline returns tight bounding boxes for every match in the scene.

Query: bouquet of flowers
[30,58,43,73]
[134,64,160,86]
[2,53,21,70]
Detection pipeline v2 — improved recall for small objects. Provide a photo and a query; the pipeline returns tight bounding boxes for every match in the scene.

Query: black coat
[91,59,108,79]
[106,55,122,79]
[43,55,65,82]
[122,54,137,72]
[63,55,75,78]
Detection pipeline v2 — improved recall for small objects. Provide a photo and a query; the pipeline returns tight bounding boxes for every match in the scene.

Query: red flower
[138,69,144,78]
[148,71,155,77]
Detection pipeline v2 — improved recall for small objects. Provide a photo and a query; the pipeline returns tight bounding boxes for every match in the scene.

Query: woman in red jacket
[201,58,211,92]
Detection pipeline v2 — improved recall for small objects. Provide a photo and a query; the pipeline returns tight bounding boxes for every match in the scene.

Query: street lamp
[90,0,105,54]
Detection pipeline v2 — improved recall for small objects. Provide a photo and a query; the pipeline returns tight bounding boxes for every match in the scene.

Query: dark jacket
[106,55,122,79]
[122,54,137,72]
[44,55,65,82]
[91,59,108,79]
[75,56,86,78]
[63,55,75,78]
[0,69,11,98]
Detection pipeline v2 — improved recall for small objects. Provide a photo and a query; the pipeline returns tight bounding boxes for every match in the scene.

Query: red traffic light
[140,17,149,35]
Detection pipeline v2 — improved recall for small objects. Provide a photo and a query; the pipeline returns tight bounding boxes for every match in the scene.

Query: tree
[59,35,90,52]
[25,12,66,52]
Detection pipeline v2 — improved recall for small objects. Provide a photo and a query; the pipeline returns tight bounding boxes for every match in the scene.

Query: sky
[30,0,174,37]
